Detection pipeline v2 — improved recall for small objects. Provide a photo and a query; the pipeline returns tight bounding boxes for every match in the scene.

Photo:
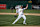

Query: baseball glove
[14,15,17,17]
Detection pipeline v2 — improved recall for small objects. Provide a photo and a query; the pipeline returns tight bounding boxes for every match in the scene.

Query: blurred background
[0,0,40,10]
[0,0,32,9]
[32,0,40,10]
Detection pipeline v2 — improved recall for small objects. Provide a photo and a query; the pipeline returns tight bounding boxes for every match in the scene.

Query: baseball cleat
[12,23,15,24]
[23,23,26,24]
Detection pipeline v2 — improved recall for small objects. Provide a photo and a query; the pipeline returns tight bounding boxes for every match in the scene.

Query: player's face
[21,6,23,9]
[16,9,18,11]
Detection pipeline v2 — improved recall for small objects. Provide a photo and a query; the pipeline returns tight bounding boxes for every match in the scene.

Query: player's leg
[12,15,21,24]
[22,15,26,24]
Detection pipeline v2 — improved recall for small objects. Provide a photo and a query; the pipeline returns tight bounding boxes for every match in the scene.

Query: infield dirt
[0,13,40,16]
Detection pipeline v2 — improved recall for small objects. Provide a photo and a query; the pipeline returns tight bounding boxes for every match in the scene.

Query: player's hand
[25,4,28,9]
[27,4,28,7]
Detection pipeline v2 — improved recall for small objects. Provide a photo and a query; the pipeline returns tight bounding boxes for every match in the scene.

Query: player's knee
[25,18,26,20]
[24,17,26,20]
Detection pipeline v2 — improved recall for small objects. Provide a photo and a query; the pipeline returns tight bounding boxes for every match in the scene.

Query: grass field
[0,15,40,26]
[0,9,40,13]
[0,9,40,26]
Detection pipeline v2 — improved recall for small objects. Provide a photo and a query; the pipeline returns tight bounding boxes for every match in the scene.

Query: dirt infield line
[0,26,40,27]
[0,13,40,16]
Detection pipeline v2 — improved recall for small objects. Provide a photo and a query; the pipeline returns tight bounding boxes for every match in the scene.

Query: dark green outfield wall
[0,0,32,9]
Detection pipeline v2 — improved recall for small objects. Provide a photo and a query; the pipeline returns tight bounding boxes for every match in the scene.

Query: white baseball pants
[12,14,26,24]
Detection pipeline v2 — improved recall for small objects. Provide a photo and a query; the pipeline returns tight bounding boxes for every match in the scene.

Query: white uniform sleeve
[23,8,26,10]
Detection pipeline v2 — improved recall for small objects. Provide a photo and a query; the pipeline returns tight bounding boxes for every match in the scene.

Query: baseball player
[12,4,28,24]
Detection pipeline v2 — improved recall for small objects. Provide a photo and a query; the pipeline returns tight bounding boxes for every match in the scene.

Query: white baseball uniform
[12,8,26,24]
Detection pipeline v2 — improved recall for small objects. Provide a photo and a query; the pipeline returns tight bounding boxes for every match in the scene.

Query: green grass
[0,9,40,13]
[0,15,40,26]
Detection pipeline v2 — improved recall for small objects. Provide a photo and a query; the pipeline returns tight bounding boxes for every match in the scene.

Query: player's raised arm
[25,4,28,9]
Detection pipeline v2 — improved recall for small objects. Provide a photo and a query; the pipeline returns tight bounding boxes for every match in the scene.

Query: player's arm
[14,11,18,17]
[25,4,28,9]
[14,13,18,17]
[15,9,19,16]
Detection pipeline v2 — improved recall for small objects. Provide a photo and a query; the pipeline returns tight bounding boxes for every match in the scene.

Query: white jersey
[16,8,26,15]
